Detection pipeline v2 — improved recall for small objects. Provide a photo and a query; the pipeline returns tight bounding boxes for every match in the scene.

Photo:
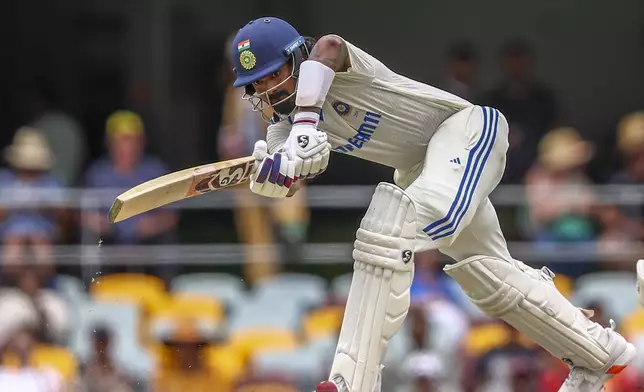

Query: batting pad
[329,183,417,392]
[444,256,622,371]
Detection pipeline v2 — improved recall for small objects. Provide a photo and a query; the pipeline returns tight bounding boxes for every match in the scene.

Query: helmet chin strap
[242,72,299,124]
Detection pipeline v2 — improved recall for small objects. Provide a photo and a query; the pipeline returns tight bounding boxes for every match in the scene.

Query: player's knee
[354,182,417,270]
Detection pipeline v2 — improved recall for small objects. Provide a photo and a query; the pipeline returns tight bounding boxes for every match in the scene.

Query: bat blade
[108,156,255,223]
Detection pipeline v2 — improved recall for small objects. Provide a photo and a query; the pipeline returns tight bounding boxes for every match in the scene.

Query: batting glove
[250,140,296,198]
[283,120,331,179]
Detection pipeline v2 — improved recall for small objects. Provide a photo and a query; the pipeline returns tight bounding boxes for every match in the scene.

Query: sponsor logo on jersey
[334,111,382,153]
[332,101,351,116]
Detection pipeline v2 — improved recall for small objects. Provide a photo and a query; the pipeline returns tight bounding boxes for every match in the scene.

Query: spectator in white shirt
[0,327,64,392]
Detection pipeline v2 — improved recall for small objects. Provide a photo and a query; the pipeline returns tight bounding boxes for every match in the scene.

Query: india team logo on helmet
[237,39,257,70]
[239,50,257,70]
[230,17,310,123]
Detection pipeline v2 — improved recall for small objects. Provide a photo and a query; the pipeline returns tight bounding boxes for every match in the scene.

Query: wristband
[295,60,336,108]
[292,111,320,127]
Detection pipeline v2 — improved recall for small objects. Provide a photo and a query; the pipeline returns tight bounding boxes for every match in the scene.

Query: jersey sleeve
[332,35,376,78]
[266,121,291,154]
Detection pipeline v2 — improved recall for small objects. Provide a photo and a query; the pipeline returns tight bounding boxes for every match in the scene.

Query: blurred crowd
[0,34,643,392]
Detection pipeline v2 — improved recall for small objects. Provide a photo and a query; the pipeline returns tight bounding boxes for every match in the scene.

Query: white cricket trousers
[399,105,512,262]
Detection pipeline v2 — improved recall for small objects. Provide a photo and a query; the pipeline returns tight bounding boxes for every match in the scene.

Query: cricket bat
[108,156,255,223]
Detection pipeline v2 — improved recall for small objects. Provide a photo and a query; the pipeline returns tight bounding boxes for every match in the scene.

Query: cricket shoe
[558,319,637,392]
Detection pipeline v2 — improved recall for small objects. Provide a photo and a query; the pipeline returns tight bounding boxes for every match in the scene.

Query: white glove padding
[282,123,331,179]
[250,140,297,198]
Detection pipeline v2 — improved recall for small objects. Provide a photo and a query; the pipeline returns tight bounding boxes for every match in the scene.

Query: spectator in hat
[152,319,229,392]
[82,110,180,282]
[595,111,644,269]
[600,111,644,240]
[0,127,65,280]
[520,127,597,276]
[82,110,178,246]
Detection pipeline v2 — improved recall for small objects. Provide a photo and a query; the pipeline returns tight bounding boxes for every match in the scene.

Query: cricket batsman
[229,17,636,392]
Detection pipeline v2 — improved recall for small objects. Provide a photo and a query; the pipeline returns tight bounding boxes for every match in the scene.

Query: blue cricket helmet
[231,17,306,88]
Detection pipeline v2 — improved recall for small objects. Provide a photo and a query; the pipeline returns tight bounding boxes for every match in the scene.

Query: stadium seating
[90,273,169,313]
[463,322,511,357]
[36,267,638,389]
[228,328,300,364]
[69,300,154,380]
[252,345,325,386]
[2,344,78,382]
[152,293,225,325]
[207,344,246,386]
[553,273,575,298]
[301,305,344,341]
[228,297,302,332]
[571,271,638,322]
[330,273,352,302]
[170,272,247,311]
[252,273,327,310]
[621,308,644,339]
[31,345,79,382]
[90,273,170,345]
[55,274,88,306]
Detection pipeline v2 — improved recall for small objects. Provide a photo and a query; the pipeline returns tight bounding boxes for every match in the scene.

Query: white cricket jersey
[267,36,473,171]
